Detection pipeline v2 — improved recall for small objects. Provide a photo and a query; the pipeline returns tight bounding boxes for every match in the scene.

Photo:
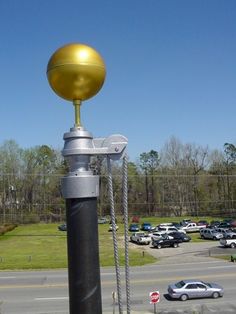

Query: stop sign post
[149,291,160,313]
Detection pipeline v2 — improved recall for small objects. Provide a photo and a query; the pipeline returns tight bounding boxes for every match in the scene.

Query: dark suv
[58,223,67,231]
[152,235,180,249]
[168,231,191,242]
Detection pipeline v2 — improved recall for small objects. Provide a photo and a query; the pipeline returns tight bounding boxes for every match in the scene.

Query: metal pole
[61,126,128,314]
[66,197,102,314]
[154,303,157,314]
[61,127,102,314]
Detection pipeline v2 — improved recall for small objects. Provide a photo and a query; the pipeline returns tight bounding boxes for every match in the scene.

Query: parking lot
[141,241,236,264]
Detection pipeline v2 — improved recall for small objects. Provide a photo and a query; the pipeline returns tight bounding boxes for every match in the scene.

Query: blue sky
[0,0,235,161]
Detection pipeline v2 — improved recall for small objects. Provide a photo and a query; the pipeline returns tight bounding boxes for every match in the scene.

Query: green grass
[0,216,219,270]
[0,223,156,270]
[99,224,156,266]
[0,224,67,269]
[213,255,234,262]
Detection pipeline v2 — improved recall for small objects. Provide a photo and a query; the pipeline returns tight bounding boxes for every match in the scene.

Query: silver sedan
[167,279,224,301]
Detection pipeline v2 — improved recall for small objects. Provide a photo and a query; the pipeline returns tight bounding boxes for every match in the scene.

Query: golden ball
[47,43,106,101]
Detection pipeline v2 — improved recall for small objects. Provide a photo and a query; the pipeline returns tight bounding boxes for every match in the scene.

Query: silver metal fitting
[61,126,128,199]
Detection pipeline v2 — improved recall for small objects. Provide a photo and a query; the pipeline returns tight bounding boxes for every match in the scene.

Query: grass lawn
[213,255,234,262]
[0,216,219,270]
[0,223,156,270]
[0,224,67,269]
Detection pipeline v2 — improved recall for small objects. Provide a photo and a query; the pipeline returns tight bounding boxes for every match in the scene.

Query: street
[0,242,236,313]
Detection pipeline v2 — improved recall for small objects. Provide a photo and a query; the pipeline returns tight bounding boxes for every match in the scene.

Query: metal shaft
[66,197,102,314]
[73,99,81,127]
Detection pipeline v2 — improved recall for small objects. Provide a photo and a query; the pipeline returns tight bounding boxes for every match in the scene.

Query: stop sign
[149,291,160,304]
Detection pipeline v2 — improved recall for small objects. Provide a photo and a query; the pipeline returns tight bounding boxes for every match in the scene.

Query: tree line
[0,137,235,223]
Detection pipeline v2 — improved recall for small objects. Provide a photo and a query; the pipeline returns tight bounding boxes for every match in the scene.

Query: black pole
[66,197,102,314]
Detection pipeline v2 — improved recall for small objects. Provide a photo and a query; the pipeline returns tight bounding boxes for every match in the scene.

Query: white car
[157,226,186,234]
[220,238,236,248]
[149,232,171,241]
[181,223,204,233]
[130,232,151,245]
[108,224,119,232]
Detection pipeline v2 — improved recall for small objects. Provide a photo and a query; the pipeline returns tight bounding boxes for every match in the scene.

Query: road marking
[208,265,236,269]
[35,297,68,301]
[0,283,67,289]
[0,276,16,279]
[0,271,235,290]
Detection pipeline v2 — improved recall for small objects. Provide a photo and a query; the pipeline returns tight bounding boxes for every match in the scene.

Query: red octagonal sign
[149,291,160,304]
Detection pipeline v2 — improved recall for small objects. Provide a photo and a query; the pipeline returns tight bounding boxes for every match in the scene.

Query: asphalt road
[0,242,236,314]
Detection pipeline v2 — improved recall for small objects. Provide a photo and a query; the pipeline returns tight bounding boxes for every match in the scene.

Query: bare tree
[160,137,187,216]
[139,150,160,215]
[184,143,209,216]
[0,140,23,222]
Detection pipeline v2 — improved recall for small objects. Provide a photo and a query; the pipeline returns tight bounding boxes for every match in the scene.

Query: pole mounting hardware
[62,128,128,161]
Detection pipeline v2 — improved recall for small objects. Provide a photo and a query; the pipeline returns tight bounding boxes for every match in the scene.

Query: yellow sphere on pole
[47,43,106,102]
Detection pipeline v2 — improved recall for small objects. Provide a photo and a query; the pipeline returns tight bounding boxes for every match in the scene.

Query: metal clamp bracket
[61,127,128,199]
[62,128,128,160]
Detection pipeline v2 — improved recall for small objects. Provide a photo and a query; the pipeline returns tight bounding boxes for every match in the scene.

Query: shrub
[131,216,140,223]
[0,224,17,235]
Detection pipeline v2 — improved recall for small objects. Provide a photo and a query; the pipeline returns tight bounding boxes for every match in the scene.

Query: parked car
[98,217,109,224]
[167,279,224,301]
[223,218,236,227]
[180,219,192,226]
[154,223,173,231]
[157,225,186,234]
[209,220,221,228]
[130,232,151,245]
[216,228,236,239]
[217,222,231,229]
[152,235,180,249]
[200,228,223,240]
[150,232,170,241]
[220,237,236,248]
[230,220,236,228]
[58,223,67,231]
[108,224,119,232]
[197,220,208,227]
[158,223,173,227]
[128,224,140,232]
[181,222,205,233]
[141,222,152,231]
[171,222,182,229]
[168,231,191,242]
